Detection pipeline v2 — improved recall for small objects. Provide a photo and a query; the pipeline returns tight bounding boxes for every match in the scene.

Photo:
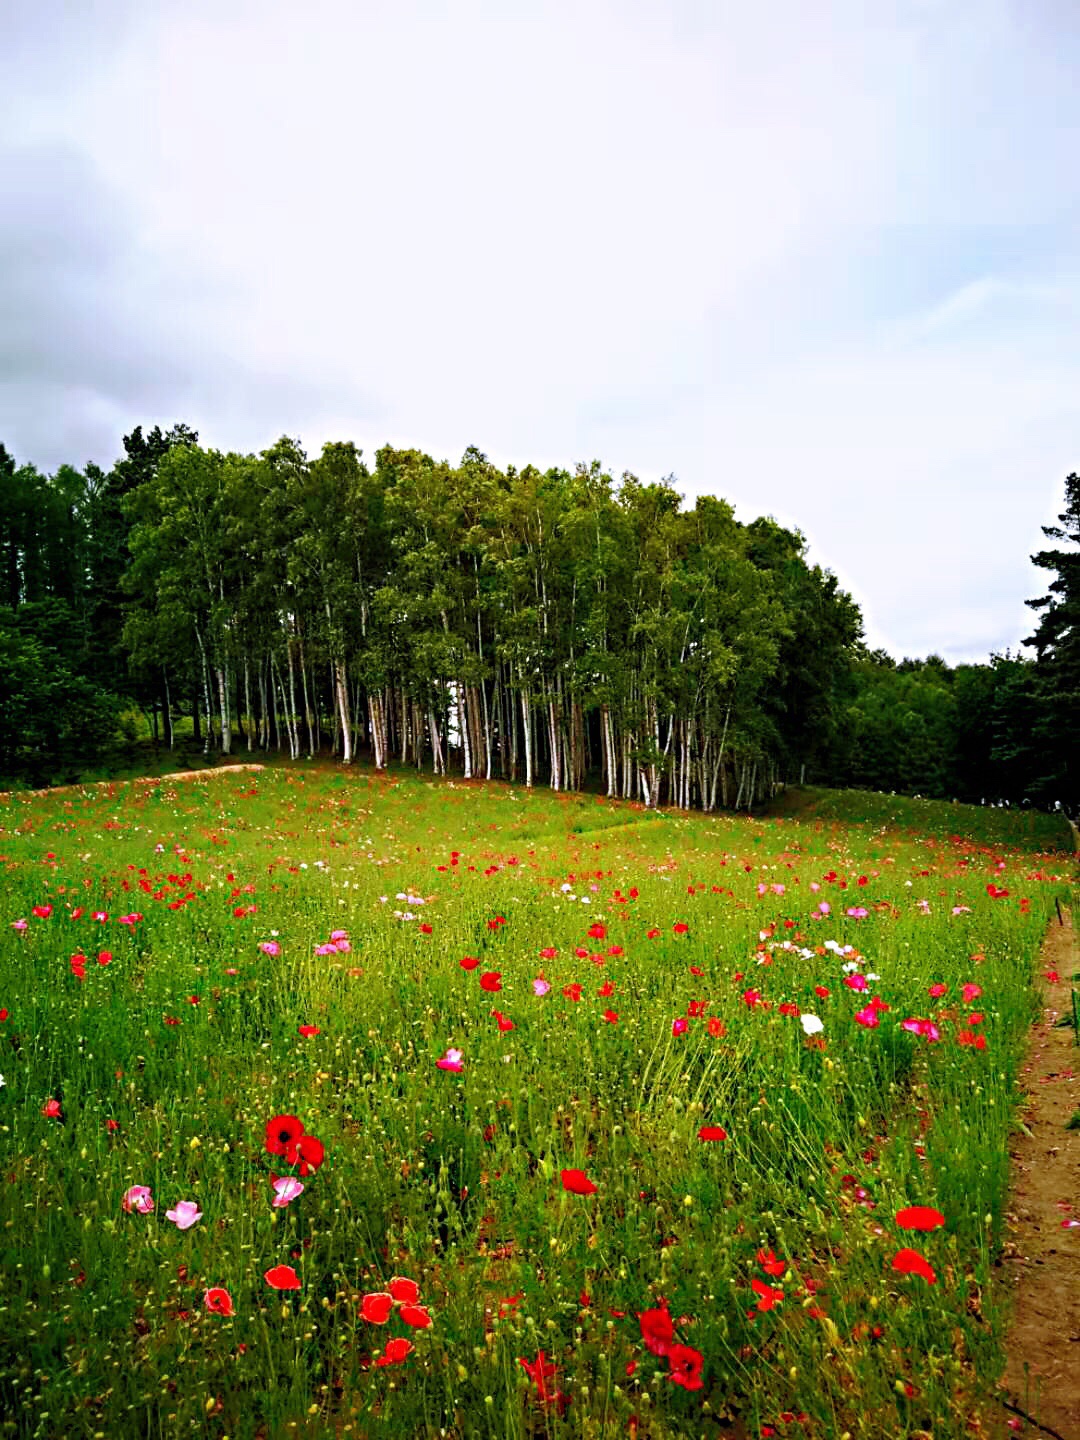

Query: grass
[0,767,1074,1439]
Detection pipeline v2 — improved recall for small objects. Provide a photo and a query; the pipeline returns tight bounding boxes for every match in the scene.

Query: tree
[1025,473,1080,810]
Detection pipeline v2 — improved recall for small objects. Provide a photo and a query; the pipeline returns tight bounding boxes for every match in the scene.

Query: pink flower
[11,919,27,932]
[845,907,868,919]
[532,977,551,996]
[961,983,982,1003]
[122,1185,154,1214]
[334,939,351,952]
[258,941,281,957]
[314,943,336,955]
[165,1200,202,1231]
[842,974,868,993]
[118,913,143,926]
[271,1176,305,1208]
[854,1005,880,1029]
[436,1048,463,1072]
[329,930,349,942]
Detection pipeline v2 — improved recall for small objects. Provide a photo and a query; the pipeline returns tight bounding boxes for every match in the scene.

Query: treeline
[1,429,1077,813]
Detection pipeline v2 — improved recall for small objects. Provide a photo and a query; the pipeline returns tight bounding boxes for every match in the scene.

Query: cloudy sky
[2,0,1077,662]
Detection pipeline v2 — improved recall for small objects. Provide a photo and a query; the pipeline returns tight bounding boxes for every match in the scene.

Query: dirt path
[0,763,266,801]
[990,909,1080,1439]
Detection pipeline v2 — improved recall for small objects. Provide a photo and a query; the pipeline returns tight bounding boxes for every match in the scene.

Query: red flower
[666,1343,704,1391]
[697,1125,727,1141]
[286,1133,325,1176]
[751,1278,784,1311]
[563,983,583,1002]
[42,1098,62,1118]
[639,1305,674,1357]
[560,1168,597,1196]
[519,1349,565,1407]
[891,1248,937,1284]
[479,971,502,992]
[360,1291,394,1324]
[204,1286,235,1316]
[646,928,661,939]
[814,984,830,998]
[265,1113,305,1157]
[673,922,689,934]
[32,904,53,919]
[587,923,607,940]
[459,955,480,971]
[597,980,615,997]
[707,1016,727,1038]
[398,1303,432,1328]
[756,1248,786,1277]
[491,1009,515,1032]
[539,947,557,959]
[419,922,432,935]
[389,1276,420,1304]
[601,1008,619,1023]
[264,1265,301,1290]
[895,1206,945,1232]
[298,1025,320,1038]
[375,1337,414,1366]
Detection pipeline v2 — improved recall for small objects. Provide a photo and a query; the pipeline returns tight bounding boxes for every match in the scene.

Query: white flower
[0,1073,5,1088]
[800,1014,824,1036]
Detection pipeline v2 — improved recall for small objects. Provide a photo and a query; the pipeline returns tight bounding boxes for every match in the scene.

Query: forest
[1,425,1077,811]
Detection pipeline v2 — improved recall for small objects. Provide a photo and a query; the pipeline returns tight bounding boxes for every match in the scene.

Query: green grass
[0,768,1074,1439]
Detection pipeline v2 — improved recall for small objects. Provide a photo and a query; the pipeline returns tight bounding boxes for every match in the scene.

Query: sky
[2,0,1077,663]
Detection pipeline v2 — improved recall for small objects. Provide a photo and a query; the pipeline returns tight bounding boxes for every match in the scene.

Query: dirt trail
[0,763,265,801]
[991,909,1080,1440]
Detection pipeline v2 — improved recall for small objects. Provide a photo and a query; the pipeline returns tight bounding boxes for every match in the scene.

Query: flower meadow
[0,768,1073,1440]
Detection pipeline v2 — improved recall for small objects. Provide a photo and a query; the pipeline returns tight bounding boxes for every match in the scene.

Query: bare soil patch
[990,909,1080,1439]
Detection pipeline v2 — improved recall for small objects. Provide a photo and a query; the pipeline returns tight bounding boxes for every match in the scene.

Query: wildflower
[854,1006,880,1029]
[666,1343,704,1391]
[895,1205,945,1231]
[843,973,868,993]
[389,1276,420,1303]
[928,983,948,998]
[800,1014,824,1036]
[399,1303,432,1328]
[258,941,281,956]
[532,977,551,996]
[165,1200,202,1231]
[436,1048,463,1071]
[265,1114,305,1157]
[491,1009,515,1032]
[32,904,53,919]
[375,1337,414,1366]
[757,1248,786,1277]
[204,1287,234,1316]
[122,1185,154,1214]
[285,1134,325,1176]
[518,1349,566,1407]
[673,921,689,934]
[751,1278,784,1311]
[42,1098,62,1118]
[560,1168,597,1196]
[962,982,983,1003]
[298,1025,320,1037]
[697,1125,728,1141]
[672,1017,689,1036]
[601,1008,619,1023]
[479,971,502,992]
[891,1248,937,1284]
[360,1292,394,1324]
[459,955,480,971]
[264,1265,301,1290]
[639,1305,674,1357]
[646,928,661,939]
[271,1176,305,1207]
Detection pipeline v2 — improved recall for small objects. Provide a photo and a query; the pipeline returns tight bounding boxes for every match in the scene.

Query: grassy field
[0,767,1074,1439]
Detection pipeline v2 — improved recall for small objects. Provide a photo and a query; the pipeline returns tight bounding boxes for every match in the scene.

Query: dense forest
[1,427,1077,812]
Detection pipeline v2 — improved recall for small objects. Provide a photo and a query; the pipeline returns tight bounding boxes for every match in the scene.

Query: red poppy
[298,1025,320,1038]
[891,1248,937,1284]
[895,1206,945,1232]
[597,980,615,997]
[286,1133,325,1176]
[459,955,480,971]
[519,1349,565,1407]
[751,1278,784,1311]
[42,1098,62,1118]
[560,1168,597,1196]
[587,923,606,940]
[204,1286,235,1316]
[491,1009,515,1032]
[673,922,689,934]
[601,1009,619,1023]
[707,1016,727,1038]
[479,971,502,992]
[264,1265,301,1290]
[539,947,557,959]
[389,1276,420,1304]
[639,1305,674,1357]
[398,1303,432,1328]
[756,1248,786,1277]
[697,1125,727,1141]
[360,1291,394,1323]
[265,1114,305,1157]
[375,1337,414,1366]
[563,983,583,1002]
[666,1343,704,1391]
[646,928,661,939]
[814,984,830,998]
